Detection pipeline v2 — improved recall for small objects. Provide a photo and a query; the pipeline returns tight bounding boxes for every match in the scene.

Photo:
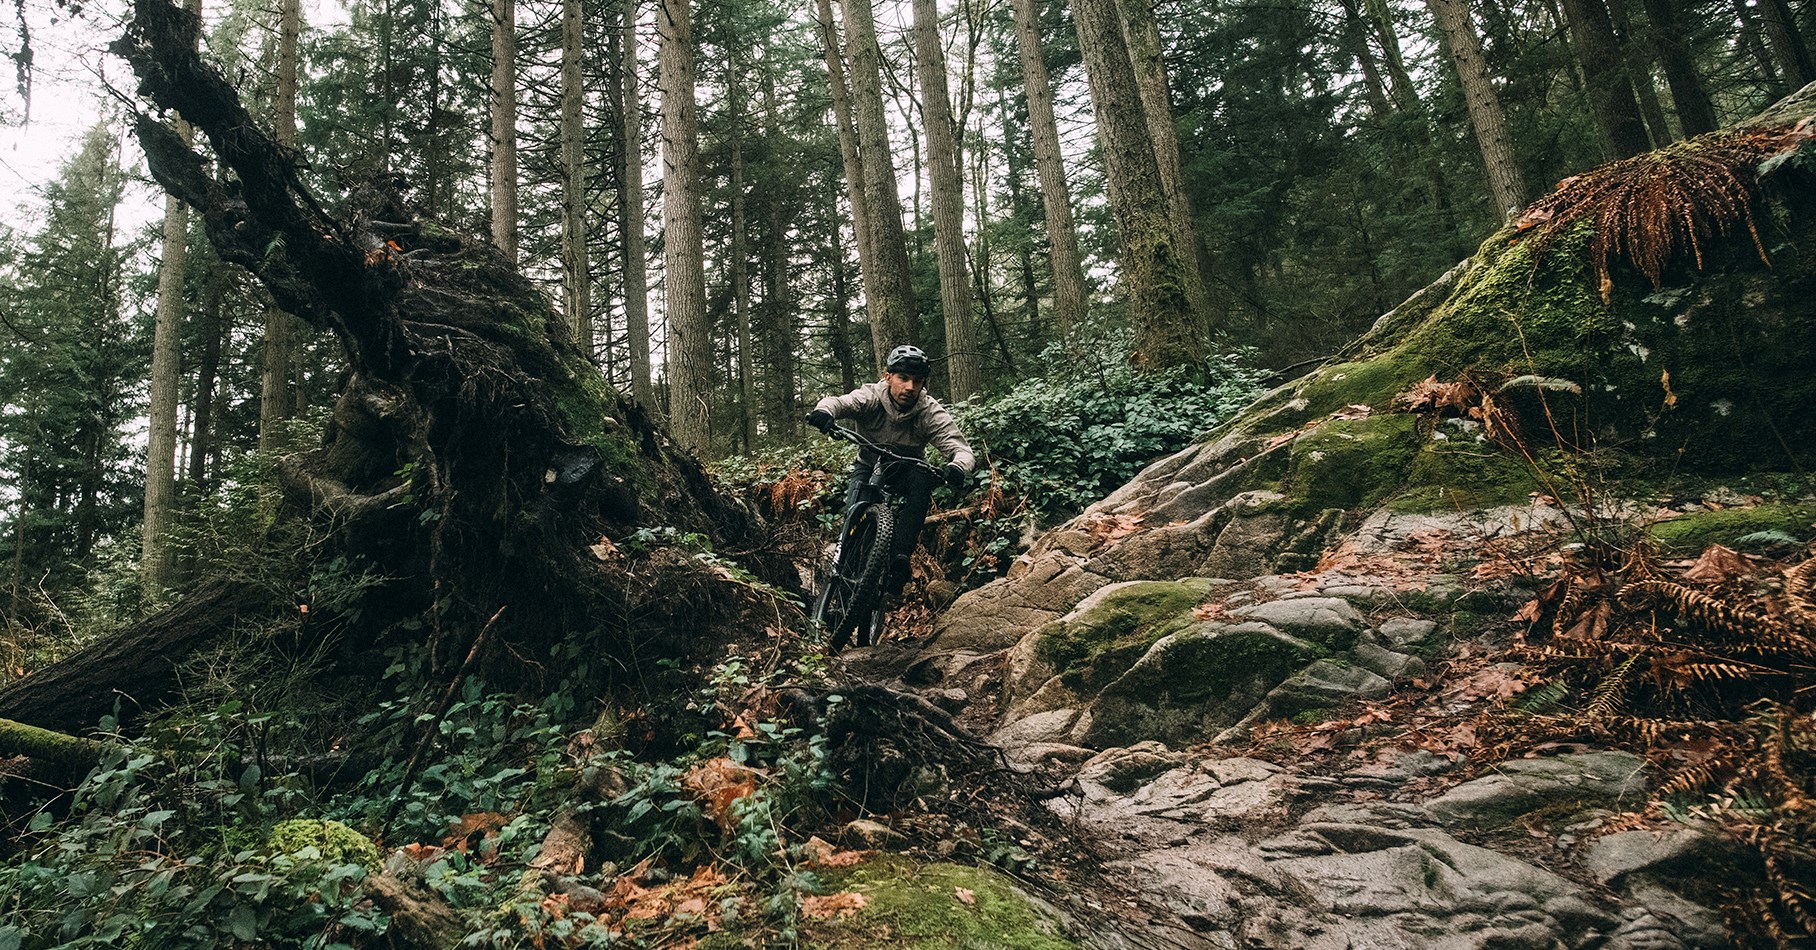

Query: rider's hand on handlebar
[943,463,967,492]
[806,409,835,435]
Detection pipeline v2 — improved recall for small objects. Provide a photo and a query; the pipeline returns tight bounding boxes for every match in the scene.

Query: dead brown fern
[1515,126,1809,297]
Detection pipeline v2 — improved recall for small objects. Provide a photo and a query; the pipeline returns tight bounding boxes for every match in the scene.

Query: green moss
[1034,580,1212,693]
[1293,353,1432,423]
[1390,439,1550,513]
[805,857,1077,950]
[1645,502,1816,553]
[266,819,382,872]
[1280,413,1422,514]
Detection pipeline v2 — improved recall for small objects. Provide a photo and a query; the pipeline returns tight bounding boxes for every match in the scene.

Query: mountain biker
[806,344,976,602]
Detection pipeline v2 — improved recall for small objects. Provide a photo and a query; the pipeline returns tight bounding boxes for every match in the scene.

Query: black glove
[806,409,835,435]
[943,463,967,492]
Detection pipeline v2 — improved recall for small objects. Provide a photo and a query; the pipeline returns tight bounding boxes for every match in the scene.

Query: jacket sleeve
[924,404,976,472]
[815,383,881,420]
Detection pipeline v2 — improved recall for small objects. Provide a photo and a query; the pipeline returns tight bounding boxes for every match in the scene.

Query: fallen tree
[0,0,759,737]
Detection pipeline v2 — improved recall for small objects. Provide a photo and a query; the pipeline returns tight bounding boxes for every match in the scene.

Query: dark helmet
[886,344,931,379]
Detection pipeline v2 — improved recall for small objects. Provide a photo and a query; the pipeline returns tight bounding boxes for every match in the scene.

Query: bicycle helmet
[886,344,931,379]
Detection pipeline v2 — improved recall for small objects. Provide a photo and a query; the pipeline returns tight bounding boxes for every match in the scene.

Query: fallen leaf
[802,892,869,919]
[682,759,762,834]
[954,887,976,905]
[1331,404,1373,420]
[1682,544,1753,585]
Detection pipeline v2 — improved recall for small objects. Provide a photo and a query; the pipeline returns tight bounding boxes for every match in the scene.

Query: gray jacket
[815,381,976,472]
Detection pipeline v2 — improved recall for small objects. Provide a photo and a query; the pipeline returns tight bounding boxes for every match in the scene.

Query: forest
[0,0,1813,942]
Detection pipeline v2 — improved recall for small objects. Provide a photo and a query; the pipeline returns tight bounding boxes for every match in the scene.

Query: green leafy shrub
[958,338,1267,517]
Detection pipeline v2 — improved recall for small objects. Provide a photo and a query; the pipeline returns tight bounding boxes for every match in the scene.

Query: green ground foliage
[802,856,1077,950]
[1645,501,1816,554]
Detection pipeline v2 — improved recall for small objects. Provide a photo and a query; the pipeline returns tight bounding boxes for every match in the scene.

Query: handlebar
[826,424,940,473]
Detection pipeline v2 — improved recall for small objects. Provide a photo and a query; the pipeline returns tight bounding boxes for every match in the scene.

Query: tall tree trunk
[911,0,979,400]
[143,168,187,597]
[840,0,919,363]
[10,440,30,624]
[621,0,655,408]
[1009,0,1087,348]
[1558,0,1653,157]
[1425,0,1529,215]
[1340,0,1395,116]
[814,0,885,373]
[1605,0,1671,144]
[1640,0,1717,134]
[490,0,518,261]
[142,0,199,600]
[187,264,225,485]
[258,0,300,452]
[560,0,591,358]
[760,72,798,438]
[1732,0,1786,95]
[1116,0,1216,335]
[659,0,711,454]
[827,197,859,392]
[1757,0,1814,88]
[730,71,756,451]
[1069,0,1201,369]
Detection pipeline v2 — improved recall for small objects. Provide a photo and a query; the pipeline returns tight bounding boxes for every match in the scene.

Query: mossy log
[0,717,104,771]
[0,577,272,733]
[15,0,764,731]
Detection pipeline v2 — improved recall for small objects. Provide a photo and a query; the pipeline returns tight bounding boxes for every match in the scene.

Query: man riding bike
[806,344,976,604]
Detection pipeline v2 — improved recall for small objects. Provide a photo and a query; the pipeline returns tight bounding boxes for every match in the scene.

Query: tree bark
[1604,0,1671,144]
[1425,0,1529,215]
[660,0,712,454]
[729,70,756,450]
[0,578,273,733]
[1116,0,1216,335]
[620,0,655,408]
[814,0,883,373]
[1732,0,1786,95]
[188,266,226,485]
[1640,0,1716,135]
[840,0,919,364]
[143,0,195,600]
[1757,0,1814,89]
[490,0,519,261]
[1009,0,1087,349]
[912,0,980,400]
[258,0,300,453]
[1069,0,1201,369]
[1558,0,1653,158]
[759,71,798,438]
[560,0,592,358]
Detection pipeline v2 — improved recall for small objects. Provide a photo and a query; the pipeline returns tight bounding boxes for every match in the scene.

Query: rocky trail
[829,419,1793,948]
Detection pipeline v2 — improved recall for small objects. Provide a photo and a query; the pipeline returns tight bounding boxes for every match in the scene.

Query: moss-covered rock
[1032,579,1214,696]
[1082,621,1323,748]
[803,856,1078,949]
[265,819,382,872]
[1645,501,1816,553]
[1280,413,1423,514]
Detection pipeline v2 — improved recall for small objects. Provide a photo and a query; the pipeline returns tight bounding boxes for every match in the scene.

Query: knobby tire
[825,503,895,652]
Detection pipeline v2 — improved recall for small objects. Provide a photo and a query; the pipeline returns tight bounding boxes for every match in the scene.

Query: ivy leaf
[227,904,258,940]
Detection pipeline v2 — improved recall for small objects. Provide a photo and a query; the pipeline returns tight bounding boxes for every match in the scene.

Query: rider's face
[885,371,925,409]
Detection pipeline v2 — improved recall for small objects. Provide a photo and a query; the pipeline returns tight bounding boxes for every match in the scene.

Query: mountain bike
[811,427,942,652]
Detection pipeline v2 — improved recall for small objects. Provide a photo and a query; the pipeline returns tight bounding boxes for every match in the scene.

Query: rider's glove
[943,463,967,492]
[806,409,835,435]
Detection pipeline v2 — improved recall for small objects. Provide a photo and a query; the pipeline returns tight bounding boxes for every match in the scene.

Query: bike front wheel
[816,502,895,652]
